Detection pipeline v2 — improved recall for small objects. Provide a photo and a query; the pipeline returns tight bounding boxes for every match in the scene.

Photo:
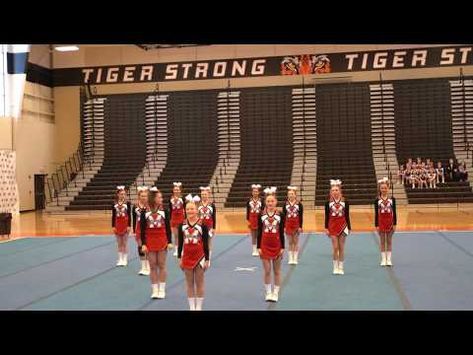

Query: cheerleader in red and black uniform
[112,186,132,267]
[197,186,216,263]
[374,177,397,267]
[140,187,173,299]
[247,184,265,257]
[178,195,210,311]
[283,186,303,265]
[324,179,351,275]
[169,182,185,257]
[257,187,285,302]
[132,186,150,276]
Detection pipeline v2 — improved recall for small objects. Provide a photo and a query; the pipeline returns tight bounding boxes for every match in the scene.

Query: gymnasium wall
[11,45,55,210]
[13,44,473,210]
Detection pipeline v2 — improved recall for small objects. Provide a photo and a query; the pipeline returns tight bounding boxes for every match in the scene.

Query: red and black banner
[40,45,473,86]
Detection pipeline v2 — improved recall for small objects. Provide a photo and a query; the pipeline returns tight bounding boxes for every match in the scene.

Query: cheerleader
[397,164,405,185]
[410,165,418,189]
[324,179,351,275]
[283,186,303,265]
[428,167,437,189]
[258,187,285,302]
[178,195,210,311]
[197,186,216,263]
[246,184,265,257]
[140,187,173,299]
[436,161,445,184]
[169,182,185,257]
[420,164,429,189]
[112,186,131,267]
[404,165,411,186]
[374,178,397,267]
[132,186,150,275]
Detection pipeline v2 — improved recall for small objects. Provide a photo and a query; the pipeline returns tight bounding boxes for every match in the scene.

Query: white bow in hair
[378,177,389,184]
[287,185,297,190]
[137,186,148,192]
[264,186,277,195]
[199,186,211,191]
[330,179,342,186]
[116,185,125,191]
[173,182,182,187]
[149,186,158,192]
[251,184,262,189]
[185,194,201,203]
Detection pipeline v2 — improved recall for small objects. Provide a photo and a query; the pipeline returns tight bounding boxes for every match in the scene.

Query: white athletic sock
[387,251,392,261]
[123,253,128,262]
[141,260,146,270]
[159,282,166,292]
[188,298,196,310]
[252,244,257,253]
[381,252,386,263]
[265,284,272,294]
[339,261,344,270]
[118,252,123,262]
[152,284,158,291]
[195,297,204,311]
[145,260,150,271]
[333,260,338,269]
[294,251,298,261]
[273,285,280,295]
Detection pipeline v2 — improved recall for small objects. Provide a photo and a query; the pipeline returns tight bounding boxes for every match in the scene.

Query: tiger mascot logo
[281,54,331,75]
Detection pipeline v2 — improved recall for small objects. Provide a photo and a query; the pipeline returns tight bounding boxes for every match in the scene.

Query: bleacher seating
[225,87,293,207]
[394,79,473,203]
[152,90,218,200]
[67,95,146,210]
[315,83,378,205]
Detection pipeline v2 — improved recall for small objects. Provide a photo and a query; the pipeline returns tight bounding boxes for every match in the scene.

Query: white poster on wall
[0,150,19,214]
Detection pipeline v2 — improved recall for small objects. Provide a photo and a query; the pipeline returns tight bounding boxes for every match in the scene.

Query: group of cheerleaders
[111,177,397,310]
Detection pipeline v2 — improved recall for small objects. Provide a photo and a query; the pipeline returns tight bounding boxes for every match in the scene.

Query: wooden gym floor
[3,204,473,240]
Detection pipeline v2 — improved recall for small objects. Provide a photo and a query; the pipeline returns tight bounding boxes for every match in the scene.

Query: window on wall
[21,82,54,123]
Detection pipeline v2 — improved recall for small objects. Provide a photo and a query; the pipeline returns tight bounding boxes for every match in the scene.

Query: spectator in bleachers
[404,163,411,186]
[419,165,429,189]
[416,157,422,165]
[428,167,437,189]
[410,164,419,189]
[458,161,469,182]
[446,158,458,182]
[436,161,445,184]
[397,164,406,185]
[406,158,413,169]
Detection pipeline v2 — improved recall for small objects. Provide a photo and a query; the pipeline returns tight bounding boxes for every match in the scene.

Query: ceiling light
[54,45,79,52]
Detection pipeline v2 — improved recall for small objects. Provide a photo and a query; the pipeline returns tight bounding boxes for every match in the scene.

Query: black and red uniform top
[112,201,132,235]
[132,203,148,240]
[282,200,303,234]
[246,197,265,230]
[177,220,210,269]
[324,198,351,237]
[169,196,185,228]
[374,196,397,232]
[140,206,172,252]
[198,201,216,230]
[257,210,285,260]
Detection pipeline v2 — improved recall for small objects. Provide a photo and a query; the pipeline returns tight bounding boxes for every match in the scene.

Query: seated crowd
[397,157,469,189]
